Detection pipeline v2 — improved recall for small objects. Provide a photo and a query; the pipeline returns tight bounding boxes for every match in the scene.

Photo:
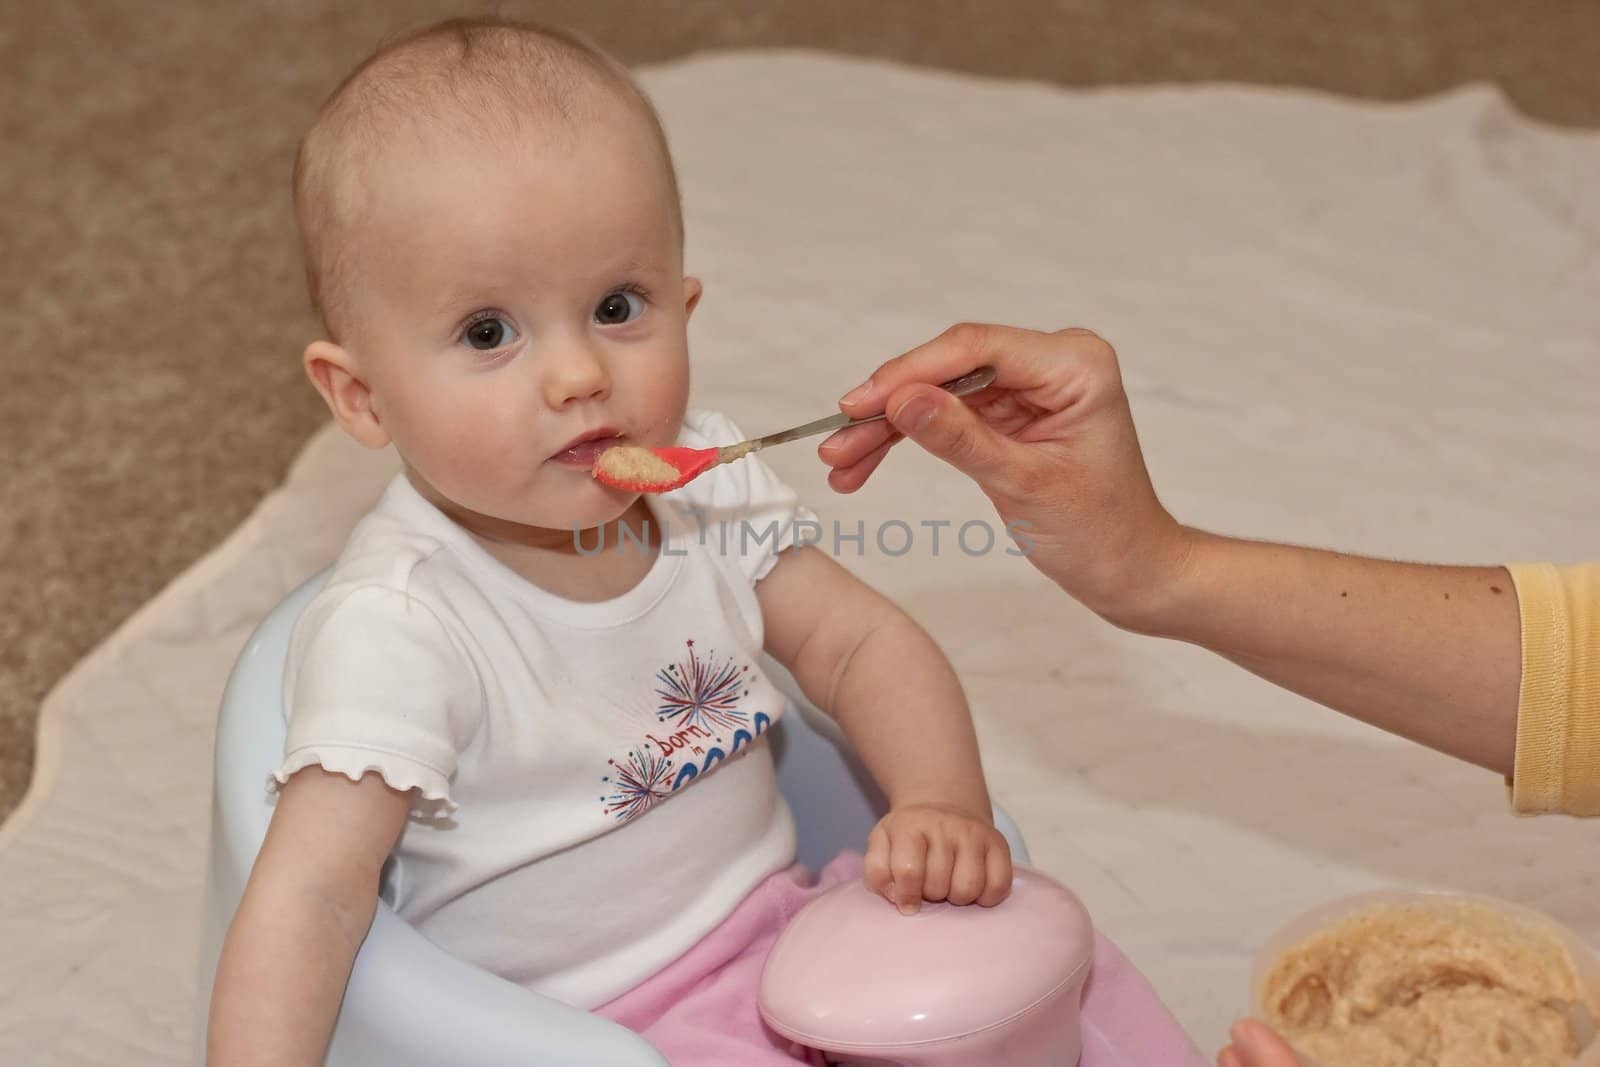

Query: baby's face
[335,108,694,537]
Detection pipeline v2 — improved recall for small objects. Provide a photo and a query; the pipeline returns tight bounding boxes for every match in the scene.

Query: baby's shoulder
[296,499,480,646]
[330,503,461,597]
[676,407,743,449]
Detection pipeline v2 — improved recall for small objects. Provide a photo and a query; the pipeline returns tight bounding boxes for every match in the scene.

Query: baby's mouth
[551,432,625,468]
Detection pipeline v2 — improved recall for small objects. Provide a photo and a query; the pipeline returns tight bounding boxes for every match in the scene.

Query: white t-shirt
[270,409,818,1008]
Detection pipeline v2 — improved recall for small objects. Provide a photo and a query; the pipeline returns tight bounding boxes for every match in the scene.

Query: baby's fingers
[979,834,1014,906]
[919,832,953,903]
[888,830,929,915]
[863,822,894,899]
[945,835,988,906]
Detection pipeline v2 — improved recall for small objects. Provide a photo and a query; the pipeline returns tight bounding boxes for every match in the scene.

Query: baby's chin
[519,476,643,536]
[557,492,642,535]
[414,466,641,548]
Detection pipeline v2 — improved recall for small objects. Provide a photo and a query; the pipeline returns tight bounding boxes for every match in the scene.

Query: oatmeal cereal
[595,445,681,487]
[1261,899,1593,1067]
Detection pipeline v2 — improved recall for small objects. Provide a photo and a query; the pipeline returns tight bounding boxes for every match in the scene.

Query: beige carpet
[2,49,1598,1063]
[4,0,1600,827]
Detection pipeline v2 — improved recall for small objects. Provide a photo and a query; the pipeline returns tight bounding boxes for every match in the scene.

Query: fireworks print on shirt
[654,639,750,732]
[600,746,674,821]
[664,709,771,792]
[598,638,777,821]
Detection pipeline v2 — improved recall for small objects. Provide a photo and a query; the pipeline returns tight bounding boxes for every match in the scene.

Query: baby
[207,16,1201,1066]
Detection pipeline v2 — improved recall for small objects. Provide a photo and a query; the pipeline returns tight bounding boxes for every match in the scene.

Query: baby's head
[294,16,700,538]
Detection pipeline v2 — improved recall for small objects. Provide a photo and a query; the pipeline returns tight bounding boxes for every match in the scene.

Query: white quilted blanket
[3,52,1598,1065]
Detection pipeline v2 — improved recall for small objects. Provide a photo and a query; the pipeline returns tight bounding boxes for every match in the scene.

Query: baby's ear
[682,276,703,318]
[303,340,390,449]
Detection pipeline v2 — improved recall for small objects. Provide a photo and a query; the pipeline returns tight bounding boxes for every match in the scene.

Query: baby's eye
[594,290,645,326]
[462,315,517,351]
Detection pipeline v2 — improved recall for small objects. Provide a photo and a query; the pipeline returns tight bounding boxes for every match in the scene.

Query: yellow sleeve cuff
[1506,562,1600,817]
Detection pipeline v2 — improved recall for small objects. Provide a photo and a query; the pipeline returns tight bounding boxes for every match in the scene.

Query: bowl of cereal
[1251,890,1600,1067]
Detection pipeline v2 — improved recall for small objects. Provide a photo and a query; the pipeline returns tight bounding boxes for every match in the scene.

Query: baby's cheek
[407,408,521,494]
[448,421,531,492]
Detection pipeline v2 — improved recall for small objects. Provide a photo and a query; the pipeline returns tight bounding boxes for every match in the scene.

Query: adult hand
[821,323,1191,628]
[1217,1020,1305,1067]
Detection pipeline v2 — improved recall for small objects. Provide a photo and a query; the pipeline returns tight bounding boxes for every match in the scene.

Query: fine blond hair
[292,16,682,337]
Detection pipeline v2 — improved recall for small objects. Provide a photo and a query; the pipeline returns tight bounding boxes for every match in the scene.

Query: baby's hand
[864,802,1013,915]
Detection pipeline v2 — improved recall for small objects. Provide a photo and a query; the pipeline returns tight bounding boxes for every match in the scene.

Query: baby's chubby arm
[208,768,410,1066]
[757,546,1012,913]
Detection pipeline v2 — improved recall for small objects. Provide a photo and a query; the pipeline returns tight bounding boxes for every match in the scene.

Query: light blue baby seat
[197,570,1029,1066]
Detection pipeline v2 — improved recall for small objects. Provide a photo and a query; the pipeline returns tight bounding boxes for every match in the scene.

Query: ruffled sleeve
[270,584,484,819]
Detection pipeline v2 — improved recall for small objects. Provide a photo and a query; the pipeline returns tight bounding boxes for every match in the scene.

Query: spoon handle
[720,366,996,461]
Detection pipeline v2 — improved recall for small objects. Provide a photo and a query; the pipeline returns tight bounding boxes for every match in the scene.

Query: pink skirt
[596,852,1207,1066]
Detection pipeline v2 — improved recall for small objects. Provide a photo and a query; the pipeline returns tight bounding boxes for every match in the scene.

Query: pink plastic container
[1250,889,1600,1067]
[758,865,1094,1067]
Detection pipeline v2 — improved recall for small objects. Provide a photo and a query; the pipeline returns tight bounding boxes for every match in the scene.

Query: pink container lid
[759,865,1094,1051]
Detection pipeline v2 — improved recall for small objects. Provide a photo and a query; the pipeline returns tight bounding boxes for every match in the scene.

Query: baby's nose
[542,341,612,408]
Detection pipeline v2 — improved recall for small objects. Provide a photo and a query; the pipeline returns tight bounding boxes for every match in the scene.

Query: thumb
[887,385,1016,488]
